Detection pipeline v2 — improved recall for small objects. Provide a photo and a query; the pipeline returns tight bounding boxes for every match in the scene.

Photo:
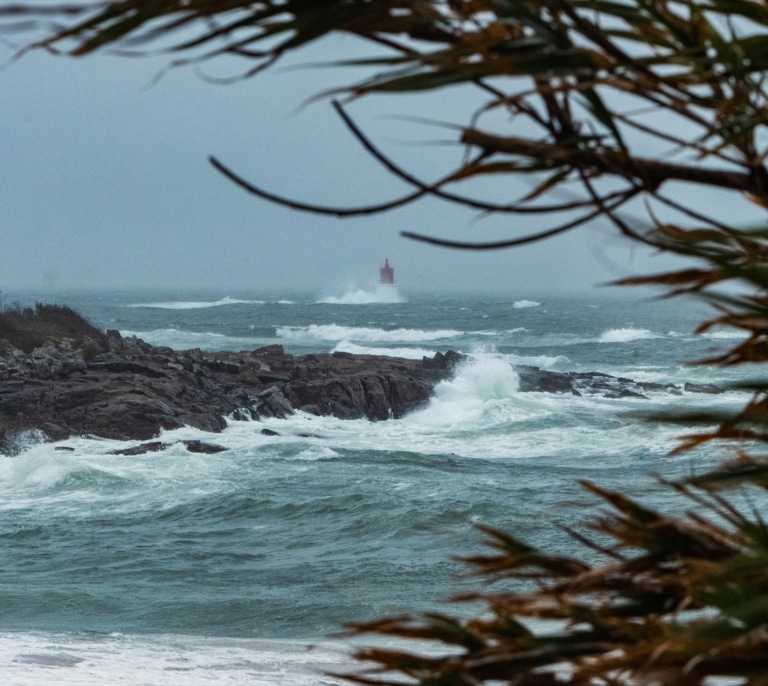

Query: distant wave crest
[277,324,461,343]
[120,329,261,351]
[125,297,265,310]
[317,286,405,305]
[513,300,541,309]
[599,327,655,343]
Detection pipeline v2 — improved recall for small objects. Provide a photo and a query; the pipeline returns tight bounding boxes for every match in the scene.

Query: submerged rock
[110,440,227,456]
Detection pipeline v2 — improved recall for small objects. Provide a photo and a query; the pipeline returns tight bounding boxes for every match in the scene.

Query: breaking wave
[276,324,461,343]
[317,286,405,305]
[599,327,656,343]
[331,341,434,359]
[125,297,265,309]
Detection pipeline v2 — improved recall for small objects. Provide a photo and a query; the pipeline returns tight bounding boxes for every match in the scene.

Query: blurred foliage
[6,0,768,682]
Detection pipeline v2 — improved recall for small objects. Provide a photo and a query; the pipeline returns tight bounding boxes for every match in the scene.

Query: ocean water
[0,287,754,684]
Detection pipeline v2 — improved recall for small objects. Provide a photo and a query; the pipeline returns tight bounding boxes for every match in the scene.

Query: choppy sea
[0,286,754,684]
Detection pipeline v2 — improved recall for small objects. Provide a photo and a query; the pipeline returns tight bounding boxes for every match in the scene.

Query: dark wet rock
[517,366,576,395]
[111,439,227,456]
[517,366,723,399]
[423,350,465,372]
[684,382,724,395]
[112,441,166,456]
[0,333,458,453]
[182,440,227,454]
[252,386,294,419]
[260,428,280,436]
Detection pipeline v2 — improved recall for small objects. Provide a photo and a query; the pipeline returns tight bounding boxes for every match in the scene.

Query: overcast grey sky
[1,35,693,297]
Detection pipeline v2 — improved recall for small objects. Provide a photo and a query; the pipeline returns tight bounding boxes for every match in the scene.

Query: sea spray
[317,286,405,304]
[2,428,48,457]
[408,355,521,428]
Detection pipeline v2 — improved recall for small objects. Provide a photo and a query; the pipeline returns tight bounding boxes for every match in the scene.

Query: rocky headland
[0,328,723,456]
[0,329,466,454]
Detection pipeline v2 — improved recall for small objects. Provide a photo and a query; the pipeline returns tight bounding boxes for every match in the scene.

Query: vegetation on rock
[0,301,104,354]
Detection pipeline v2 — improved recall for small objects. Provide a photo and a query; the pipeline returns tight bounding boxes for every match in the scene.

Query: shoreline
[0,329,724,456]
[0,330,461,454]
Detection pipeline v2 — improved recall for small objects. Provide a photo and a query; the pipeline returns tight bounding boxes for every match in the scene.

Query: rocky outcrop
[515,366,724,399]
[0,332,463,453]
[0,331,722,454]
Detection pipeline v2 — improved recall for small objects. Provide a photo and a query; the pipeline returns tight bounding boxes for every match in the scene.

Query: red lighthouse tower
[379,258,394,285]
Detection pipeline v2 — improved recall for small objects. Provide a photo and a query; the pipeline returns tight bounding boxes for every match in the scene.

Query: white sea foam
[0,632,354,686]
[513,300,541,309]
[0,425,257,515]
[255,351,730,461]
[331,341,434,359]
[406,355,522,429]
[276,324,461,343]
[599,327,656,343]
[124,297,265,309]
[317,286,405,304]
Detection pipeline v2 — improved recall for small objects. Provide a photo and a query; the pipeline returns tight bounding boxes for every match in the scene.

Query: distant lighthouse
[379,258,394,285]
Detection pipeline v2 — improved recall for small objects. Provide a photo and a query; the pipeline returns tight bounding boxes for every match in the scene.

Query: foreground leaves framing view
[6,0,768,682]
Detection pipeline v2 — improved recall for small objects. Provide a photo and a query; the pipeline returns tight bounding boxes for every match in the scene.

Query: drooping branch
[209,155,428,217]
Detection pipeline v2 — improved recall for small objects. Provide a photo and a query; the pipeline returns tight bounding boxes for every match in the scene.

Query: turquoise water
[0,288,750,683]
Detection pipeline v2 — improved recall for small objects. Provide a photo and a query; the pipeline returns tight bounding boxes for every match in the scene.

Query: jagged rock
[684,382,724,394]
[112,441,166,456]
[252,386,294,419]
[517,366,723,400]
[252,344,285,356]
[517,366,576,395]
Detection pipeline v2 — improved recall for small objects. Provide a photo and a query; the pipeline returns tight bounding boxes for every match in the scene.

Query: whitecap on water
[120,329,264,351]
[276,324,462,343]
[599,327,657,343]
[504,353,571,369]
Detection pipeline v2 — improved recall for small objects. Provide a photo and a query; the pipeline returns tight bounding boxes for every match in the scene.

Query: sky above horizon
[1,32,693,299]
